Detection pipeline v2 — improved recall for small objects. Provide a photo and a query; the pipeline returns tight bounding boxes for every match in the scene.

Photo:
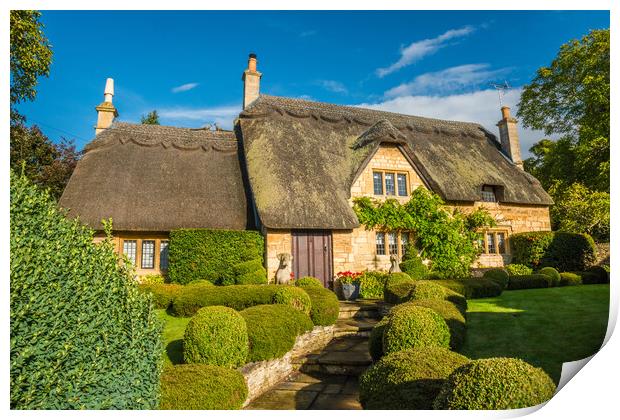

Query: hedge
[359,271,389,299]
[409,281,447,300]
[482,268,509,289]
[433,357,556,410]
[431,277,502,299]
[10,173,162,409]
[368,317,390,362]
[384,272,416,304]
[167,229,264,285]
[443,289,468,316]
[240,304,313,361]
[398,299,466,351]
[383,306,450,355]
[579,271,599,285]
[537,267,561,287]
[359,348,470,410]
[399,247,429,280]
[138,283,183,309]
[233,258,268,285]
[271,287,312,315]
[560,272,582,286]
[505,263,533,276]
[506,274,553,290]
[183,306,249,367]
[510,231,597,272]
[586,265,609,284]
[160,364,248,410]
[301,286,339,326]
[294,276,323,288]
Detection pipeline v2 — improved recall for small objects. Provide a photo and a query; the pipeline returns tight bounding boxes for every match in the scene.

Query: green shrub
[359,271,388,299]
[507,274,553,290]
[587,265,609,284]
[139,274,165,284]
[138,283,183,309]
[384,280,417,304]
[537,267,561,286]
[271,286,312,315]
[236,268,268,285]
[400,245,429,279]
[183,306,248,367]
[505,263,533,276]
[368,317,389,362]
[294,276,323,288]
[432,278,502,299]
[360,347,470,410]
[301,286,339,326]
[168,229,264,285]
[510,231,597,272]
[443,289,468,316]
[433,357,556,410]
[160,364,247,410]
[187,279,214,286]
[410,280,446,300]
[383,306,450,355]
[10,173,162,409]
[560,272,583,286]
[482,268,509,289]
[579,271,599,284]
[240,304,313,361]
[399,299,466,351]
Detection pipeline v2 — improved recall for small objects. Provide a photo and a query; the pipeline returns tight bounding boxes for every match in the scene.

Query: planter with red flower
[336,271,363,301]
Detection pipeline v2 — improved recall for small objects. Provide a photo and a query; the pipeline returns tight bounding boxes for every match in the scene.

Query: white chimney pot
[104,78,114,103]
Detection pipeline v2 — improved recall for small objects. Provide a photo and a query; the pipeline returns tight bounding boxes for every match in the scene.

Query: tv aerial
[490,81,511,107]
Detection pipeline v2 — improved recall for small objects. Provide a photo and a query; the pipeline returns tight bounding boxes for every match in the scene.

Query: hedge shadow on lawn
[167,340,184,365]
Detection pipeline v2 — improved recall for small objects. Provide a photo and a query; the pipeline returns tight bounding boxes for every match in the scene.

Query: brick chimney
[496,106,523,169]
[242,53,262,109]
[95,78,118,136]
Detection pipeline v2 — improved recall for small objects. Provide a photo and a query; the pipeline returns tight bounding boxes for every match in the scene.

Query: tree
[550,183,609,242]
[141,110,160,125]
[10,10,52,112]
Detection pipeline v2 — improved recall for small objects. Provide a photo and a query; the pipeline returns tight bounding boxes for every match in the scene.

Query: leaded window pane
[401,232,409,256]
[497,233,506,254]
[373,172,383,195]
[388,232,398,256]
[385,173,395,195]
[487,233,496,254]
[141,240,155,269]
[160,240,169,269]
[375,232,386,255]
[481,186,496,202]
[123,240,137,265]
[397,173,407,196]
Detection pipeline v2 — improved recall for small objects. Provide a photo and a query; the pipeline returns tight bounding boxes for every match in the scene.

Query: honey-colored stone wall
[93,231,170,277]
[264,229,292,282]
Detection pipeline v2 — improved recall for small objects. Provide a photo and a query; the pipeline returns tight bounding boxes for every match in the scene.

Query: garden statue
[275,253,293,285]
[389,254,401,273]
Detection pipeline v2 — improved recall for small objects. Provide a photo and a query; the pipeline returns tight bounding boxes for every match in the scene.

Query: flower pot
[341,283,360,301]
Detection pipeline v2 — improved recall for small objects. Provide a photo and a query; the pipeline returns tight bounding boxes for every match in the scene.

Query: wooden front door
[292,230,333,287]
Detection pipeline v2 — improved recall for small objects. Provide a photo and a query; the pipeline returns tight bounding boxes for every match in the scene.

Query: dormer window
[373,170,409,197]
[481,185,497,202]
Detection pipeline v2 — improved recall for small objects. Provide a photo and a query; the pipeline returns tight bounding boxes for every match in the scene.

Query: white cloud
[376,26,475,78]
[318,80,348,94]
[159,105,240,129]
[384,64,510,98]
[171,83,199,93]
[357,88,554,158]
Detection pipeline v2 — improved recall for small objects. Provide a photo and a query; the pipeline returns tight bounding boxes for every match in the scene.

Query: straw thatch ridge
[59,122,255,231]
[238,95,553,230]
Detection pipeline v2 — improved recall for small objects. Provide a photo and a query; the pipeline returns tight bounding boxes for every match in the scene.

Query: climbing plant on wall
[353,187,496,278]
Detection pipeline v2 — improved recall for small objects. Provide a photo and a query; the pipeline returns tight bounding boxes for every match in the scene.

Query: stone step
[338,301,383,320]
[292,337,372,376]
[334,318,378,338]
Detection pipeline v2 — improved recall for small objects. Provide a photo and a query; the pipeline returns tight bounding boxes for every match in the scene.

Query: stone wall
[240,325,335,406]
[264,229,292,282]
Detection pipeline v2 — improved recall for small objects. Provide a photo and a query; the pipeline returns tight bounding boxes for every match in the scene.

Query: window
[123,240,137,265]
[160,240,169,270]
[373,172,384,195]
[397,173,408,196]
[385,173,396,195]
[481,185,497,202]
[400,232,409,256]
[497,233,506,254]
[479,230,509,255]
[141,240,155,269]
[388,232,398,255]
[375,232,386,255]
[486,233,496,254]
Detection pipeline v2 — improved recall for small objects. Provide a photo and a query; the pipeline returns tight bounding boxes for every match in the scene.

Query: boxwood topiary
[432,277,502,299]
[443,289,468,316]
[507,274,553,290]
[537,267,561,286]
[505,263,533,276]
[384,279,417,304]
[579,271,599,285]
[483,268,509,289]
[398,299,466,351]
[301,286,339,326]
[236,268,268,285]
[560,272,582,286]
[368,317,390,362]
[271,286,312,315]
[240,304,313,362]
[359,271,389,299]
[160,364,248,410]
[399,246,429,280]
[294,276,323,288]
[433,357,556,410]
[410,280,446,300]
[10,172,162,409]
[587,265,609,284]
[138,283,183,309]
[383,306,450,355]
[183,306,249,368]
[359,347,470,410]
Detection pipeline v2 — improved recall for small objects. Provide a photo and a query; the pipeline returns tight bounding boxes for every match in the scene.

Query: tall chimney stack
[496,105,523,169]
[242,53,262,109]
[95,78,118,136]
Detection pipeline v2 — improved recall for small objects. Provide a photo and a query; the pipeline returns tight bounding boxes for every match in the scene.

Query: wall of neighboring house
[94,231,170,277]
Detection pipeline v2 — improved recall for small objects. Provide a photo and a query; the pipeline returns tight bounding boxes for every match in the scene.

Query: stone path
[246,301,384,410]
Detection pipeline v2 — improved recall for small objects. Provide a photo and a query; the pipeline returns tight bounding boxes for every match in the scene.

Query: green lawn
[461,284,609,383]
[156,309,191,366]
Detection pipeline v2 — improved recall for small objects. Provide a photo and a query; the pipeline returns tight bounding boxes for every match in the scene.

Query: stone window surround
[478,228,511,255]
[375,231,411,258]
[121,237,169,271]
[371,168,409,197]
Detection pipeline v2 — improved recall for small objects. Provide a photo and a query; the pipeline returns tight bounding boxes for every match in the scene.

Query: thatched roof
[59,122,254,231]
[238,95,553,230]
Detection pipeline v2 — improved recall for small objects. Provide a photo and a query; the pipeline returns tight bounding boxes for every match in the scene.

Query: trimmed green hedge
[505,263,533,276]
[432,278,502,299]
[560,272,582,286]
[400,299,466,351]
[586,266,609,284]
[294,276,323,288]
[183,306,248,367]
[368,317,390,362]
[482,268,509,289]
[240,304,313,362]
[433,357,556,410]
[410,281,446,300]
[384,272,416,304]
[510,231,597,272]
[443,289,468,316]
[234,258,267,285]
[272,287,312,315]
[160,364,247,410]
[168,229,264,285]
[383,306,450,355]
[537,267,561,286]
[359,271,389,299]
[360,348,470,410]
[301,286,339,326]
[507,274,553,290]
[10,173,162,409]
[138,283,183,309]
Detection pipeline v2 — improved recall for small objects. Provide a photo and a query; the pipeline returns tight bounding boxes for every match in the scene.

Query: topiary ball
[160,364,248,410]
[360,347,470,409]
[397,299,466,350]
[483,268,509,289]
[294,276,323,288]
[368,317,389,362]
[559,272,582,286]
[384,278,417,304]
[183,306,248,368]
[383,306,450,355]
[301,286,339,326]
[271,286,312,315]
[410,281,447,300]
[538,267,561,287]
[505,264,533,276]
[433,357,556,410]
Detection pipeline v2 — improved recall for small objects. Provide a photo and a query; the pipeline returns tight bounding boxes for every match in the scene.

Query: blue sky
[17,10,609,153]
